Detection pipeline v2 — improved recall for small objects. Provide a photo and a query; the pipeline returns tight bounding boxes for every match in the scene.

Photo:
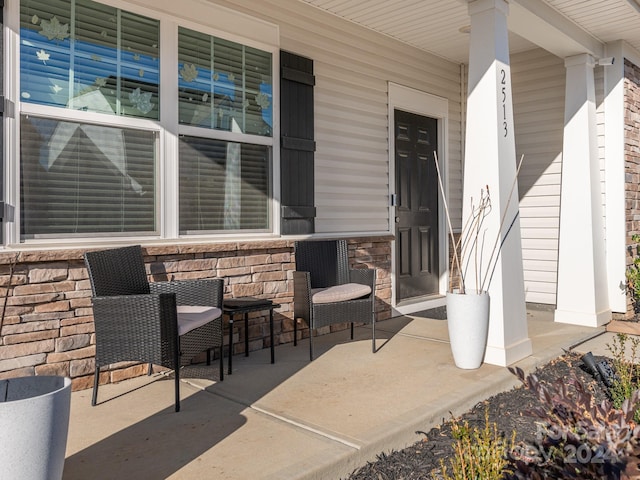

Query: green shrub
[440,407,514,480]
[607,333,640,423]
[506,367,640,479]
[626,234,640,314]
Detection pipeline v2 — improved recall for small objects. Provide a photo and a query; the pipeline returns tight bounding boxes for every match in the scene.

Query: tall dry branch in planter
[433,152,524,294]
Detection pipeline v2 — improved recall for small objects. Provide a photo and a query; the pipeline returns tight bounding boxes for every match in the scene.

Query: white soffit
[545,0,640,54]
[299,0,534,63]
[300,0,640,63]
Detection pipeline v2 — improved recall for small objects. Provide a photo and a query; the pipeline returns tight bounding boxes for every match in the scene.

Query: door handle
[395,216,400,223]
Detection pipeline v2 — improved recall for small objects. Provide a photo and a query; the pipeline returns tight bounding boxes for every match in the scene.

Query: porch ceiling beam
[508,0,604,59]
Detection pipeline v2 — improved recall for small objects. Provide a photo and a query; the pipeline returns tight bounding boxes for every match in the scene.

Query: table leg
[228,317,234,375]
[270,308,275,364]
[245,312,249,357]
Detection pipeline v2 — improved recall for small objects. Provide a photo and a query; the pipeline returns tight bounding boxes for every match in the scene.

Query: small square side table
[223,297,280,374]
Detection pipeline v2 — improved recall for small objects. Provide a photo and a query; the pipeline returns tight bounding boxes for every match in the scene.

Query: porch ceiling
[299,0,640,63]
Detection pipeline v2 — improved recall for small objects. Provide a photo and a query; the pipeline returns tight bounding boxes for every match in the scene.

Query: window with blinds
[179,136,269,233]
[178,27,272,136]
[16,0,276,242]
[20,115,156,238]
[20,0,160,119]
[177,27,273,233]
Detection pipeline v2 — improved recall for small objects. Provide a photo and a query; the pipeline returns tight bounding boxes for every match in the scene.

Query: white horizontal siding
[524,269,558,282]
[519,196,561,208]
[520,216,561,229]
[523,259,558,272]
[526,291,557,304]
[520,184,562,197]
[512,48,565,305]
[520,227,559,239]
[522,248,560,262]
[213,0,464,235]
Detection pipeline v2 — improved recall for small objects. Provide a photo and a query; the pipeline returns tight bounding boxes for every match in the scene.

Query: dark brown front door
[394,109,439,302]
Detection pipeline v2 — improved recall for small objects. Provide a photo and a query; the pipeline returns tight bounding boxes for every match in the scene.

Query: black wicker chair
[84,245,224,412]
[293,239,376,360]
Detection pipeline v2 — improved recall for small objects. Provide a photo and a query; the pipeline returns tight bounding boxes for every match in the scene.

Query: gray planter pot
[0,376,72,480]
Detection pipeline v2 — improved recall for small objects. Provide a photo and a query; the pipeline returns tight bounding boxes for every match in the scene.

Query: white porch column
[464,0,531,366]
[604,42,627,314]
[554,54,611,326]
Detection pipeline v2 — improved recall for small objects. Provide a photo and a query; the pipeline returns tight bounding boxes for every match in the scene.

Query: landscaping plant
[607,333,640,423]
[626,234,640,314]
[506,367,640,479]
[440,407,515,480]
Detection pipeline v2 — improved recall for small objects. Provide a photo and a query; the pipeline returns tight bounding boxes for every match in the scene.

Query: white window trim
[20,104,163,131]
[4,0,22,246]
[178,125,274,147]
[6,0,281,247]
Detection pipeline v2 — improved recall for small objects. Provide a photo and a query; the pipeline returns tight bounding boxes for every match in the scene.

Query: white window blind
[20,115,157,239]
[177,26,273,233]
[179,136,269,233]
[178,26,272,136]
[20,0,160,119]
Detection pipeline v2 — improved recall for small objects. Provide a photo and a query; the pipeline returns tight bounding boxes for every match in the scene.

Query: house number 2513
[500,68,508,138]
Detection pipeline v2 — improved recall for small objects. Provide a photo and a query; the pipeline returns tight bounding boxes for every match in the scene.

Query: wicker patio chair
[84,245,224,412]
[293,239,376,360]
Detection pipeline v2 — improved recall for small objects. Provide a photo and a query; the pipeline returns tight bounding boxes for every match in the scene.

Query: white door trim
[388,82,449,316]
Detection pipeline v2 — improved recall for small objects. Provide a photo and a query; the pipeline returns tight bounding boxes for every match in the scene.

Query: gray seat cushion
[311,283,371,304]
[177,306,222,336]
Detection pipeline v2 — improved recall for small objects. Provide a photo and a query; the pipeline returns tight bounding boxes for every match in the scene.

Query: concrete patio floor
[63,307,611,480]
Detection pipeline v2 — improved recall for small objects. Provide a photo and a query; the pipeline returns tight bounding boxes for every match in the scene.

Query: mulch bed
[345,352,611,480]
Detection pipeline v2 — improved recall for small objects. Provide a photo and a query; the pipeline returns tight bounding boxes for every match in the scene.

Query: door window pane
[179,136,270,233]
[178,27,272,136]
[20,0,160,119]
[20,115,156,239]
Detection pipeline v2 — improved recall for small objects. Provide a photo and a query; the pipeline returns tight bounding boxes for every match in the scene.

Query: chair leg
[294,318,298,346]
[350,322,354,340]
[92,366,100,406]
[372,313,376,353]
[174,368,180,413]
[175,346,181,413]
[148,362,153,376]
[206,348,211,366]
[309,328,314,361]
[219,346,224,382]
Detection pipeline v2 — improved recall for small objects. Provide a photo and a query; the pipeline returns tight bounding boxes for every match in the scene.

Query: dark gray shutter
[280,51,315,234]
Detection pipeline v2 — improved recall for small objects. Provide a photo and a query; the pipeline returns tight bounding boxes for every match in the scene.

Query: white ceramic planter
[446,291,490,369]
[0,376,72,480]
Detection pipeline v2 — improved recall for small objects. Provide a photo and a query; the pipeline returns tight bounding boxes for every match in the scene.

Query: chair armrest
[293,271,312,320]
[91,293,179,367]
[349,268,375,294]
[150,278,224,308]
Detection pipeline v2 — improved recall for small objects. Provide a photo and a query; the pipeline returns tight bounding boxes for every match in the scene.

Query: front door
[394,109,439,302]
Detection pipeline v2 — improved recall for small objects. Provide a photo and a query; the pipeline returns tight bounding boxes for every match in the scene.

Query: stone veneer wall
[0,236,392,390]
[625,59,640,318]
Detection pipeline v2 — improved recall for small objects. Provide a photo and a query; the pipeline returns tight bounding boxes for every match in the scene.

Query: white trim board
[388,82,450,313]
